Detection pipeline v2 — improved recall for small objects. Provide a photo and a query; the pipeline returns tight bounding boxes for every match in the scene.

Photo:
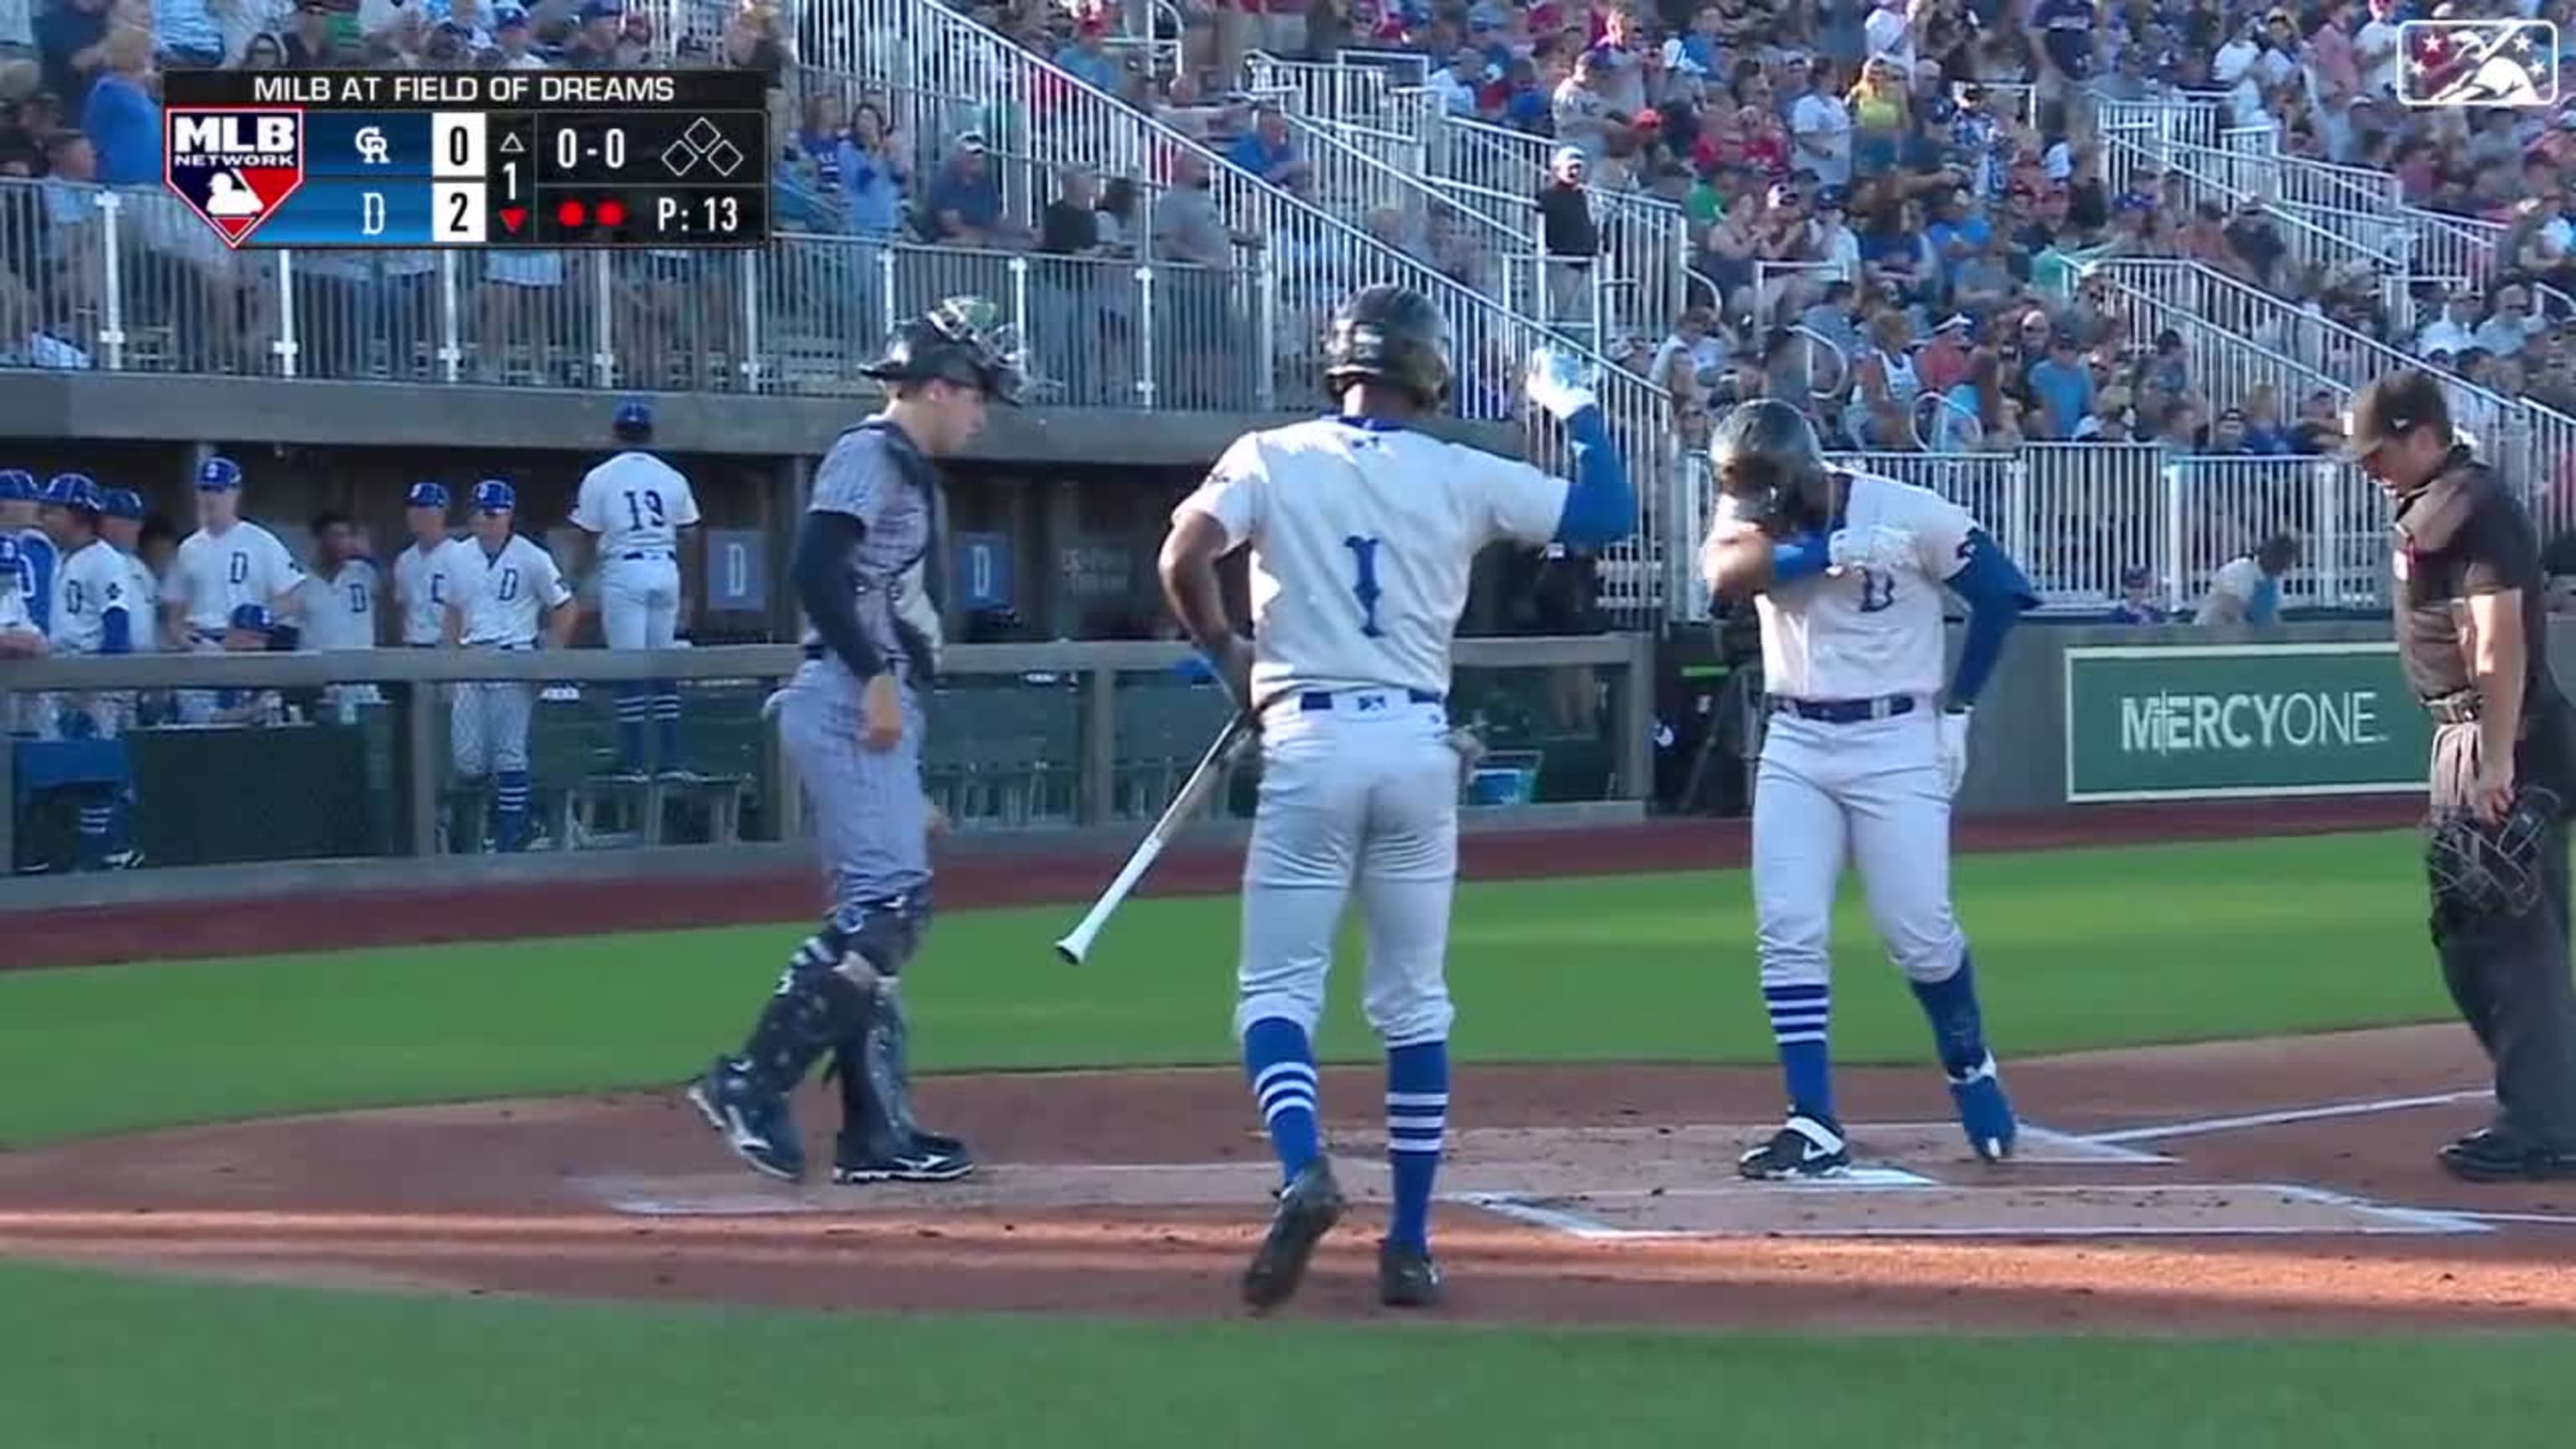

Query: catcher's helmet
[860,296,1025,404]
[1707,398,1831,530]
[1323,284,1452,406]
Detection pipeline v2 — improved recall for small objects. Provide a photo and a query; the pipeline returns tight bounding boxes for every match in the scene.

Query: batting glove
[1827,523,1918,575]
[1524,346,1600,421]
[1936,706,1972,796]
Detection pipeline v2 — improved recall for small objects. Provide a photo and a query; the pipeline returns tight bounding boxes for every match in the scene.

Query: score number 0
[558,127,628,170]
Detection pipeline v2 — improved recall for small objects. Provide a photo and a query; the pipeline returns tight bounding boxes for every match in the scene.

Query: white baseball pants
[1752,707,1967,992]
[1233,692,1461,1049]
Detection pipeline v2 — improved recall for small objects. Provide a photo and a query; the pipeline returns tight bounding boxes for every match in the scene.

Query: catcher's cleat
[1243,1158,1346,1312]
[686,1059,807,1183]
[1738,1112,1852,1181]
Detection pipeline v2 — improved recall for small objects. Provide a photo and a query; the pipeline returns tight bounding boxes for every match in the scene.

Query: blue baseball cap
[0,469,33,501]
[614,397,652,433]
[101,488,144,521]
[470,479,516,514]
[49,474,101,513]
[407,480,451,510]
[228,602,275,634]
[197,455,244,491]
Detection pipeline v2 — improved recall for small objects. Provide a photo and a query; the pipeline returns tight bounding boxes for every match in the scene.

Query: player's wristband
[1772,532,1830,584]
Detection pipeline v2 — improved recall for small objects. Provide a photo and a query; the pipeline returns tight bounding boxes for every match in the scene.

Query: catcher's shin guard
[730,929,876,1100]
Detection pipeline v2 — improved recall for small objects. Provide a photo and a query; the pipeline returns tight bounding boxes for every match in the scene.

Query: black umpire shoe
[2438,1125,2576,1182]
[1243,1157,1346,1313]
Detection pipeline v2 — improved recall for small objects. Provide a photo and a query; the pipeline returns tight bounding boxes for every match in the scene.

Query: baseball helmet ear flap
[1707,398,1833,530]
[1323,283,1452,407]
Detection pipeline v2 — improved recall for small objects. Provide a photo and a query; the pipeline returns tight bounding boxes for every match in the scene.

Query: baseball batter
[1700,400,2037,1179]
[162,456,304,652]
[1157,285,1636,1312]
[571,399,703,779]
[688,301,1015,1187]
[393,482,459,648]
[438,480,577,854]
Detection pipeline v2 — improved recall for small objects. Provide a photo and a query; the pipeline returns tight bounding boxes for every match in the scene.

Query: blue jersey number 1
[1343,534,1384,637]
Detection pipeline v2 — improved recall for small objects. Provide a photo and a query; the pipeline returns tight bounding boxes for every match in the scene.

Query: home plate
[1342,1123,2163,1171]
[1460,1184,2489,1239]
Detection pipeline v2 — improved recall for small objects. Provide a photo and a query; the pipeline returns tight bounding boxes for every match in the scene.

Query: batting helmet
[614,397,653,440]
[1322,283,1451,406]
[1707,398,1833,533]
[860,296,1025,403]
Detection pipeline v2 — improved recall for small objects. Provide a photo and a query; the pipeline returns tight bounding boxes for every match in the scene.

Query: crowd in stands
[8,0,2576,610]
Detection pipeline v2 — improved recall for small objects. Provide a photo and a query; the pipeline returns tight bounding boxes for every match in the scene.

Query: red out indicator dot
[598,199,628,227]
[556,200,588,228]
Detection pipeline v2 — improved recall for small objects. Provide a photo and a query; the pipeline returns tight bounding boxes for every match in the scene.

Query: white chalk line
[2078,1089,2492,1146]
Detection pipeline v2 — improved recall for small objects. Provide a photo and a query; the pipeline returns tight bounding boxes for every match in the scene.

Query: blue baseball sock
[1242,1017,1321,1185]
[652,685,682,768]
[1911,952,1991,1078]
[75,798,112,870]
[615,687,649,772]
[1384,1040,1449,1253]
[1763,981,1836,1124]
[495,769,531,852]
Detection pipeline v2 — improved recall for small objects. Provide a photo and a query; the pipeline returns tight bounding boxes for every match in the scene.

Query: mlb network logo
[2399,19,2560,107]
[164,106,306,247]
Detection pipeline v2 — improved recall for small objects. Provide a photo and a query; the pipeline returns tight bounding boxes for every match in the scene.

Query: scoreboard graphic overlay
[162,70,772,250]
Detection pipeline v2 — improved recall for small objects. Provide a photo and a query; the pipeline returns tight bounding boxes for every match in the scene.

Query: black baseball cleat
[1738,1112,1852,1181]
[1243,1158,1346,1313]
[2438,1125,2576,1182]
[833,1135,977,1184]
[685,1059,807,1183]
[1378,1240,1444,1309]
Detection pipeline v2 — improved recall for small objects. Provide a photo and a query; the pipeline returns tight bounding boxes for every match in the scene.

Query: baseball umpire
[687,298,1021,1185]
[2355,368,2576,1182]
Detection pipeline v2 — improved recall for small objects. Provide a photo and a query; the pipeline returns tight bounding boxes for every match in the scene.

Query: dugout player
[686,299,1018,1187]
[2358,370,2576,1182]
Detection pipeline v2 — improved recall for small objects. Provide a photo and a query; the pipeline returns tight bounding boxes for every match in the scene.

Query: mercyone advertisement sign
[2062,642,2430,803]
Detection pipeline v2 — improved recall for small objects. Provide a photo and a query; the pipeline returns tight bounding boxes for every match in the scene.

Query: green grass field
[8,827,2560,1445]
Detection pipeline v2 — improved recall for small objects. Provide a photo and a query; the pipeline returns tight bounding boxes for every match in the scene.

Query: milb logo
[164,107,306,247]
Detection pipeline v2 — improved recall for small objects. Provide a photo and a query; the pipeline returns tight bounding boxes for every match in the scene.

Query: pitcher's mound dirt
[1,1025,2570,1333]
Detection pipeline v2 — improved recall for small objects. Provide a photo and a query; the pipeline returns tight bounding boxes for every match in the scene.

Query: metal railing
[2098,130,2411,322]
[1671,445,2392,623]
[797,0,1680,613]
[1404,103,1690,339]
[0,186,1275,408]
[0,636,1654,878]
[1245,51,1429,130]
[2087,258,2516,444]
